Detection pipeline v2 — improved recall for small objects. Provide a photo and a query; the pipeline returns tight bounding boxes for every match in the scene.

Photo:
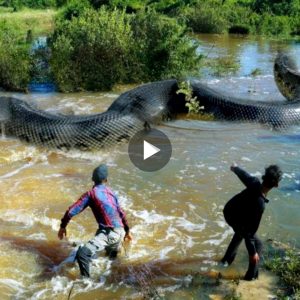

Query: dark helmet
[262,165,282,188]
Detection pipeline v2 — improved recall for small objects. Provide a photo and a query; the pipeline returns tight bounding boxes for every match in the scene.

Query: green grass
[264,244,300,299]
[0,8,57,38]
[203,56,240,77]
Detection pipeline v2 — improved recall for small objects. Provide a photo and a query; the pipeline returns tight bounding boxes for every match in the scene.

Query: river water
[0,35,299,299]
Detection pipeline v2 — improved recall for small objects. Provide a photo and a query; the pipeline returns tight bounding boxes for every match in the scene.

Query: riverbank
[0,1,299,93]
[0,8,56,37]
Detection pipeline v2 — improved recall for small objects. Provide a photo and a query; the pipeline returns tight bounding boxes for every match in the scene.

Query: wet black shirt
[223,167,269,255]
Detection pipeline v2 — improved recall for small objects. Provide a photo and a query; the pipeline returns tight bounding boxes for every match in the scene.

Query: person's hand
[58,227,67,240]
[124,232,133,242]
[230,163,238,171]
[250,253,260,264]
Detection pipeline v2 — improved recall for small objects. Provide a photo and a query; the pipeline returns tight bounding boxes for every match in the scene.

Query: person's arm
[231,165,257,188]
[244,234,257,257]
[58,192,90,240]
[115,196,132,241]
[243,206,264,262]
[244,234,260,264]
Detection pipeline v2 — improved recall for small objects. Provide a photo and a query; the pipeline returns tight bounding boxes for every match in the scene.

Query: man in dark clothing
[221,164,282,280]
[58,164,132,277]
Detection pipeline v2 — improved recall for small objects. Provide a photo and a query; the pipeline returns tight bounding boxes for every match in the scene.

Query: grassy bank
[264,240,300,299]
[0,1,299,92]
[0,8,57,38]
[0,8,57,91]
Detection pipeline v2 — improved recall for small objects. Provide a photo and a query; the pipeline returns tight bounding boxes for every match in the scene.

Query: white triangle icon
[144,140,160,160]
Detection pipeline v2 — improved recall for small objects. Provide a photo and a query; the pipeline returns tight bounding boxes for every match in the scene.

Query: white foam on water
[30,288,50,299]
[0,209,60,231]
[0,278,24,292]
[203,228,232,246]
[207,79,220,84]
[0,162,34,179]
[27,233,47,240]
[2,146,50,164]
[52,99,95,115]
[241,156,252,162]
[158,283,183,294]
[103,93,119,98]
[132,210,175,223]
[216,220,227,228]
[159,246,175,259]
[208,166,217,171]
[175,218,206,232]
[56,148,116,163]
[185,236,195,249]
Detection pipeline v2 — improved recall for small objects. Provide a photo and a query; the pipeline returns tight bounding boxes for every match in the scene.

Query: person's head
[92,164,108,185]
[262,165,282,189]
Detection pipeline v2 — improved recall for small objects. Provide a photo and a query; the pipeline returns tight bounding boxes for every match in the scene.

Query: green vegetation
[177,80,215,120]
[0,8,56,90]
[0,8,56,37]
[250,68,262,76]
[204,56,240,77]
[264,244,300,299]
[178,80,202,114]
[183,0,228,34]
[0,0,299,92]
[1,0,299,37]
[0,22,30,91]
[51,7,201,91]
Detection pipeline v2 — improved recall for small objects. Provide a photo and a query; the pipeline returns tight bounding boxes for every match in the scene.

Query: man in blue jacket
[58,164,132,277]
[221,164,282,280]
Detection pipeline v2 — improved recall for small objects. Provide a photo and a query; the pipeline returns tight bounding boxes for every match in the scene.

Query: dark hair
[92,164,108,184]
[262,165,282,188]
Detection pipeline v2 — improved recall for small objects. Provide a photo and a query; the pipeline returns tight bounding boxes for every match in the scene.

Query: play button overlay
[144,140,160,160]
[128,129,172,172]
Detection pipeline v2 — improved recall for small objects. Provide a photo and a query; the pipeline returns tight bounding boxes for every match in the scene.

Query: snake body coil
[0,53,299,150]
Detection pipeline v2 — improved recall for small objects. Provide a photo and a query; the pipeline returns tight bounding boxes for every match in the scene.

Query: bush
[6,0,56,9]
[58,0,92,20]
[0,22,31,91]
[50,7,201,92]
[290,15,300,35]
[257,13,292,36]
[183,0,228,34]
[108,0,145,12]
[252,0,296,16]
[51,8,134,91]
[130,9,201,81]
[148,0,197,15]
[226,4,259,34]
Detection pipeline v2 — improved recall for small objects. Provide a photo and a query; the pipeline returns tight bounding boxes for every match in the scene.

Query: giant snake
[0,53,299,150]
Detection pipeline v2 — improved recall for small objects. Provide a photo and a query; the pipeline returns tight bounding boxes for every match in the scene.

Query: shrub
[130,9,201,81]
[0,22,31,91]
[51,8,135,91]
[58,0,92,20]
[184,0,228,34]
[257,13,292,36]
[108,0,145,12]
[226,4,258,34]
[148,0,197,15]
[51,7,201,92]
[290,15,300,35]
[252,0,296,16]
[6,0,56,9]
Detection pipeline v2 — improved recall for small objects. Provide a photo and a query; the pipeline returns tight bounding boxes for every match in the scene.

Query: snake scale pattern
[0,53,299,150]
